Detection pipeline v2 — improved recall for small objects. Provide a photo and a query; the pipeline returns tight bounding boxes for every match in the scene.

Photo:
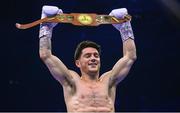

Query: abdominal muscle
[66,82,114,112]
[68,94,114,112]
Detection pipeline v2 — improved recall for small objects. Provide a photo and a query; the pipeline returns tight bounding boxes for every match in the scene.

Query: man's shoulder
[100,70,112,81]
[69,70,80,80]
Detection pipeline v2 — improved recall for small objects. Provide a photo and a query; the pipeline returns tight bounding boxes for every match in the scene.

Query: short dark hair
[74,40,101,61]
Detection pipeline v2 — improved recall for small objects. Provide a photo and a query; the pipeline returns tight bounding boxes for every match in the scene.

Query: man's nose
[91,58,96,62]
[90,56,96,62]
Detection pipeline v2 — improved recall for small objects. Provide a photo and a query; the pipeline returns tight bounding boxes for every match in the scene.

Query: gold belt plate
[77,14,93,25]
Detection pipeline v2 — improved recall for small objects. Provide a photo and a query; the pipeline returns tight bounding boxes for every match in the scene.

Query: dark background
[1,0,180,112]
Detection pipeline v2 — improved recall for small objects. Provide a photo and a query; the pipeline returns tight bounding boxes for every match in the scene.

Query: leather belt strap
[16,13,132,29]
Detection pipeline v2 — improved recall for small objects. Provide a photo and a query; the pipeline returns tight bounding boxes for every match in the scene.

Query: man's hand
[39,5,63,38]
[109,8,134,42]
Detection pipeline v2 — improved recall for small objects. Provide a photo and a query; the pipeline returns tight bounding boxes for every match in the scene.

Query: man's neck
[81,72,99,83]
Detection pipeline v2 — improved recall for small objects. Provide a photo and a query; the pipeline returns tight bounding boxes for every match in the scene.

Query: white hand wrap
[39,5,63,38]
[109,8,134,42]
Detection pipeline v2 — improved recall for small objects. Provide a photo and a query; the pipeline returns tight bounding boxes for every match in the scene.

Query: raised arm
[39,6,76,87]
[109,8,137,86]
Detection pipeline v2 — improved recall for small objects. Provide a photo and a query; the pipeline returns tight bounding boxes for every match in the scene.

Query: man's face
[76,47,100,74]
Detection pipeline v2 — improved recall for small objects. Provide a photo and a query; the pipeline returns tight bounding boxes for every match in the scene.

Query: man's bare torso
[63,72,116,112]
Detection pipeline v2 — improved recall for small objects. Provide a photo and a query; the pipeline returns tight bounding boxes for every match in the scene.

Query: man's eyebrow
[83,53,91,56]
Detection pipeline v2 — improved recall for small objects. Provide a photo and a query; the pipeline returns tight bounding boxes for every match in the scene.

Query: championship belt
[16,13,132,29]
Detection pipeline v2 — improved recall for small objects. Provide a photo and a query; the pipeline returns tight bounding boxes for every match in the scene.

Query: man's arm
[109,8,137,86]
[39,36,75,86]
[110,39,136,85]
[39,6,76,87]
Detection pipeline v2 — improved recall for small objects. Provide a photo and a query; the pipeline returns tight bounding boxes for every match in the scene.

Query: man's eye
[94,54,99,58]
[85,54,90,58]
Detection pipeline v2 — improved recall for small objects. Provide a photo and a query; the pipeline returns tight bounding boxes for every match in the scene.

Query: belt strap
[16,13,132,29]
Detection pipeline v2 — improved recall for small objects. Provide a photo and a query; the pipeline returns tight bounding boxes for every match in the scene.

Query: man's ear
[75,60,80,68]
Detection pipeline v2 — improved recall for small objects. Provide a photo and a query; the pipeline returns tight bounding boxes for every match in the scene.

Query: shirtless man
[39,5,136,112]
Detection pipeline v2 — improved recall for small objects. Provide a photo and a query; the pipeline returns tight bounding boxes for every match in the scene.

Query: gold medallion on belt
[77,14,93,25]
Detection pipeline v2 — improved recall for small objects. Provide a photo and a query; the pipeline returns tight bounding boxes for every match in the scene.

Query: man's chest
[75,81,110,99]
[63,79,115,110]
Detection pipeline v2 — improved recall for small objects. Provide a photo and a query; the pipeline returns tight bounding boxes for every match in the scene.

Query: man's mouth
[88,63,97,66]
